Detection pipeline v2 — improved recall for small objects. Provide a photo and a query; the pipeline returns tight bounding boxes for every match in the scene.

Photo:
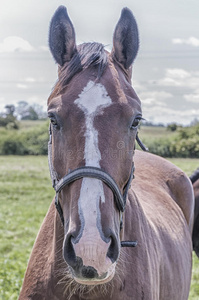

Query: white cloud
[0,97,6,112]
[0,36,35,53]
[165,69,190,79]
[16,83,28,89]
[132,80,147,93]
[184,93,199,103]
[27,96,47,107]
[133,68,199,124]
[140,91,172,106]
[0,36,49,53]
[39,46,49,52]
[142,105,199,125]
[157,68,199,89]
[172,36,199,47]
[25,77,36,83]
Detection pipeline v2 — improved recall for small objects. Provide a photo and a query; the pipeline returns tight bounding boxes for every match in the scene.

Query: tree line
[0,102,47,129]
[0,104,198,157]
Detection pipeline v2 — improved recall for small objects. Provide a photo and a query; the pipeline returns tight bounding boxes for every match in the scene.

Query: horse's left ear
[112,8,139,69]
[49,6,76,66]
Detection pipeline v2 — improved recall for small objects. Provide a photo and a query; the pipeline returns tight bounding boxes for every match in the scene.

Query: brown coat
[19,6,194,300]
[19,151,194,300]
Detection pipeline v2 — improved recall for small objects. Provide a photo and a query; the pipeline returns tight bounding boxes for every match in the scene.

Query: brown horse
[190,168,199,257]
[19,6,194,300]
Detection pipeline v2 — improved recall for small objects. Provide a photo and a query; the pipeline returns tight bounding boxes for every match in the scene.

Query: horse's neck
[122,192,145,240]
[36,201,78,299]
[19,199,64,299]
[49,204,67,297]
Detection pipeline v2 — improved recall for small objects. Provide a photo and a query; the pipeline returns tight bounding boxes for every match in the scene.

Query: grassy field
[139,125,177,139]
[19,120,47,129]
[0,155,199,299]
[0,156,54,300]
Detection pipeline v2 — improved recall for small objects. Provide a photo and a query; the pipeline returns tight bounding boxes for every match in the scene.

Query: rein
[48,124,147,248]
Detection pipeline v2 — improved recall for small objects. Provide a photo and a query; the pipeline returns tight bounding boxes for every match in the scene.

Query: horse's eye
[50,118,58,126]
[131,117,141,129]
[48,113,59,128]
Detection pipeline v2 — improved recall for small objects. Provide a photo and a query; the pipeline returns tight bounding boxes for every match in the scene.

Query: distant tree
[16,101,29,120]
[21,106,38,120]
[16,101,46,120]
[190,118,199,126]
[0,105,19,129]
[140,120,154,127]
[167,123,178,132]
[5,104,15,116]
[31,103,47,120]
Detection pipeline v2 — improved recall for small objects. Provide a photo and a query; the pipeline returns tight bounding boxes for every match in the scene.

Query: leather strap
[136,133,148,152]
[54,166,135,213]
[48,125,58,188]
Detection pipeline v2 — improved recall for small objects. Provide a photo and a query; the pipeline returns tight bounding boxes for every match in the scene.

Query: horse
[19,6,194,300]
[190,168,199,258]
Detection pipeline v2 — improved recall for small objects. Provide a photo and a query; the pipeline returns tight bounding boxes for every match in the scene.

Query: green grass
[0,156,198,299]
[19,119,46,129]
[168,158,199,177]
[139,125,178,140]
[0,156,54,300]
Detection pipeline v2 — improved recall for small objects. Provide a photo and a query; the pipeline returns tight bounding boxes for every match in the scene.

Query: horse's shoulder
[134,150,183,178]
[19,200,58,299]
[134,150,191,186]
[134,150,194,231]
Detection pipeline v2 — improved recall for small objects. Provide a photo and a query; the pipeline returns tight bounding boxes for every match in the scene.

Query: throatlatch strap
[136,133,148,152]
[123,164,135,202]
[55,193,64,225]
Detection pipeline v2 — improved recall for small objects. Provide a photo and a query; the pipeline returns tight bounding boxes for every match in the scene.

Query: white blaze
[74,81,112,268]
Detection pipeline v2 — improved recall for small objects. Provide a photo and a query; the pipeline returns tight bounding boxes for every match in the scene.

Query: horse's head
[48,6,141,285]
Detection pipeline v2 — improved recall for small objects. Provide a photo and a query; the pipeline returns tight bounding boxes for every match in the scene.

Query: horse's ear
[49,6,76,66]
[112,8,139,69]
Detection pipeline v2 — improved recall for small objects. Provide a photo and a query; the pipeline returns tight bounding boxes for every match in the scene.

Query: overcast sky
[0,0,199,125]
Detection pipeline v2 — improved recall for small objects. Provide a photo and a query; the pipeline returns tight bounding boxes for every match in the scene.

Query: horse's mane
[49,42,108,100]
[190,168,199,184]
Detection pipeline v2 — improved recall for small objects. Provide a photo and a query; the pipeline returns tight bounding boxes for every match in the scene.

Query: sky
[0,0,199,125]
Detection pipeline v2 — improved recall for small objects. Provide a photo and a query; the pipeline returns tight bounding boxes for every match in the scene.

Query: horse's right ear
[49,6,76,66]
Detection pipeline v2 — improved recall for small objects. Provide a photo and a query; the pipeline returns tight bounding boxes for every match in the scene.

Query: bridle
[48,124,147,247]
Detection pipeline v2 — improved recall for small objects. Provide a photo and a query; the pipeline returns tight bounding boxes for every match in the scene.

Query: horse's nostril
[107,235,119,263]
[81,266,98,279]
[63,234,77,268]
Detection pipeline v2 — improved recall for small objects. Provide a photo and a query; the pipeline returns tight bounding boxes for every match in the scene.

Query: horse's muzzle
[63,233,118,284]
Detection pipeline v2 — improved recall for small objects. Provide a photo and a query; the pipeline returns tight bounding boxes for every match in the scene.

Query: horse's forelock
[49,43,108,100]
